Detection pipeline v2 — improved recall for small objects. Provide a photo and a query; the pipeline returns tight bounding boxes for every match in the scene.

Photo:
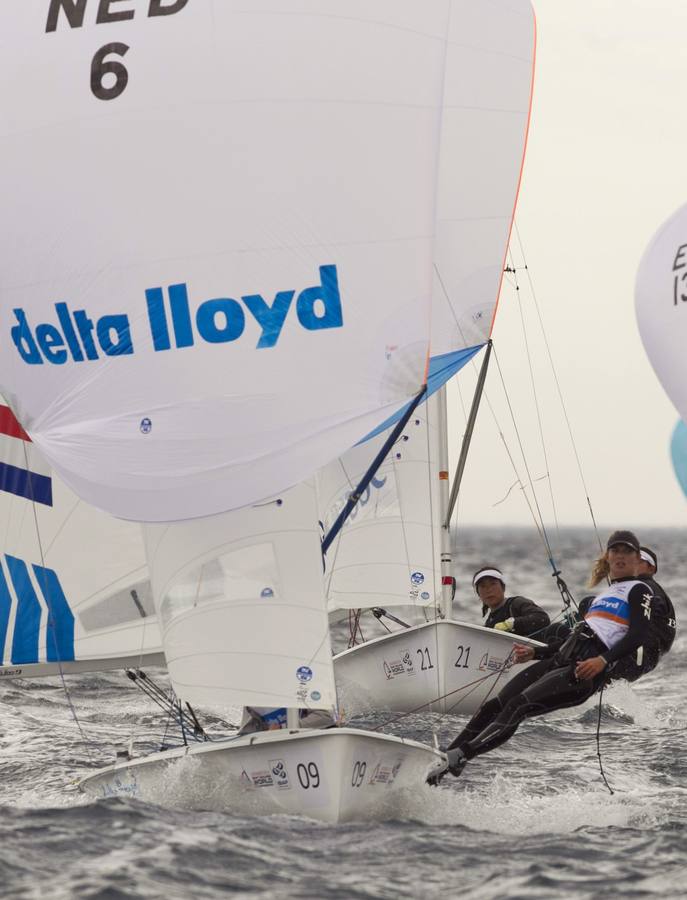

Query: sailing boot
[446,748,468,777]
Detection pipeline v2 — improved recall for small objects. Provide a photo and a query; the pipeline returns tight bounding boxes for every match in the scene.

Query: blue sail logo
[10,265,343,365]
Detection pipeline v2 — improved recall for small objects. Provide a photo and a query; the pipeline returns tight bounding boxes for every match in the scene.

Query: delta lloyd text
[10,265,343,365]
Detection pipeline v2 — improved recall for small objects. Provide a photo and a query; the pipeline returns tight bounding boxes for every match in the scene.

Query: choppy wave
[1,527,686,899]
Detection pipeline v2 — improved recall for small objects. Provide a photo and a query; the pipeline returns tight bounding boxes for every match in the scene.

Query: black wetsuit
[448,577,652,761]
[610,576,676,680]
[483,595,550,638]
[541,577,676,681]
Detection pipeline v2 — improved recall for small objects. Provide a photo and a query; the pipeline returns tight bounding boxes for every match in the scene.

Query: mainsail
[318,394,444,613]
[144,481,335,712]
[0,400,162,677]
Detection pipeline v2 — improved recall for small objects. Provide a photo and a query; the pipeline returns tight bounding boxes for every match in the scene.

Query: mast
[436,386,453,619]
[444,340,492,528]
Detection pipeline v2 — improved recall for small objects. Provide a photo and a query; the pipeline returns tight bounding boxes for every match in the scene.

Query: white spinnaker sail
[144,482,335,711]
[431,0,536,357]
[636,203,687,422]
[318,0,536,612]
[0,1,460,523]
[318,394,443,612]
[0,401,162,677]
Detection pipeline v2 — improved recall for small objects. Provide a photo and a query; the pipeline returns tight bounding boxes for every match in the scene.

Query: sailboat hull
[334,619,544,716]
[79,727,445,824]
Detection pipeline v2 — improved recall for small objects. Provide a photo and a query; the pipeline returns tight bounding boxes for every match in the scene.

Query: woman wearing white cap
[472,565,550,637]
[435,530,654,781]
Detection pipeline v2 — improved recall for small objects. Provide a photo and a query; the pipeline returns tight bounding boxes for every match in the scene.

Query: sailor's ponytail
[588,552,610,588]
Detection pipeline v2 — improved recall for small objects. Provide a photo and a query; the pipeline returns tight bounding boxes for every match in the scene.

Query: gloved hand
[493,618,515,632]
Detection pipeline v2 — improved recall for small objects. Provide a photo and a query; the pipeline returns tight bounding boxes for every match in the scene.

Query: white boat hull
[334,619,543,716]
[80,727,445,824]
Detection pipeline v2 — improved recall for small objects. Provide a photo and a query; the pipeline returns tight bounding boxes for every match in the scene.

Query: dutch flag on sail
[0,404,53,506]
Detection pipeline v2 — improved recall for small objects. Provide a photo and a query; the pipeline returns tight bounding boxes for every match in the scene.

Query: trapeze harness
[448,577,653,761]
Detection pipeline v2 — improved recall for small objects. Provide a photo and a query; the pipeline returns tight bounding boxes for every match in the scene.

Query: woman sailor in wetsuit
[434,530,652,781]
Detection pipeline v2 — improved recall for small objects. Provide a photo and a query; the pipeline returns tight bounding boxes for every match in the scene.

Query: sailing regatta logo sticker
[310,690,321,702]
[260,588,274,598]
[139,418,152,434]
[410,572,425,585]
[296,666,313,683]
[269,759,290,790]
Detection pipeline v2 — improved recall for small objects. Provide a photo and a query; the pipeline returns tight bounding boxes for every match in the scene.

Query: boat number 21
[454,645,471,668]
[417,648,434,671]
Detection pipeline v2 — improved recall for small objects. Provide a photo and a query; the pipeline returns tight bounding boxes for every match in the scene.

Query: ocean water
[1,527,685,899]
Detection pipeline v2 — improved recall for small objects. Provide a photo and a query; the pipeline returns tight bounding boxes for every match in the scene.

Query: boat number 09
[417,647,434,671]
[351,761,367,787]
[297,762,320,789]
[454,645,471,668]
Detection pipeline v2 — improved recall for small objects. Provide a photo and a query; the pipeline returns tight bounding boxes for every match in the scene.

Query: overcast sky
[448,0,687,531]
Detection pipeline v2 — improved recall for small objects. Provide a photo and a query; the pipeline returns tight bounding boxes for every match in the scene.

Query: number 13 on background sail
[636,202,687,424]
[0,1,461,522]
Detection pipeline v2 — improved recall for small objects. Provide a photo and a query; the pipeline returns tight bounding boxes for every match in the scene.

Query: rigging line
[129,589,154,745]
[477,364,551,562]
[509,245,562,561]
[438,284,550,563]
[596,680,614,795]
[454,375,468,437]
[492,473,548,506]
[491,344,557,570]
[441,644,517,726]
[372,666,512,732]
[513,222,603,554]
[20,443,97,761]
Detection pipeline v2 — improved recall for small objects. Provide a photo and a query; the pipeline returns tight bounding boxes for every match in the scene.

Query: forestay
[0,400,162,677]
[144,482,335,712]
[636,203,687,425]
[0,1,461,522]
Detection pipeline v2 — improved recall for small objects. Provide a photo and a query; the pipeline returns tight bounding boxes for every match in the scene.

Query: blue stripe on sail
[33,564,75,663]
[0,463,53,506]
[359,344,484,444]
[6,555,41,664]
[0,563,11,664]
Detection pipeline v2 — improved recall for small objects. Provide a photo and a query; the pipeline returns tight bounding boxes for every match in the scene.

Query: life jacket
[640,577,677,654]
